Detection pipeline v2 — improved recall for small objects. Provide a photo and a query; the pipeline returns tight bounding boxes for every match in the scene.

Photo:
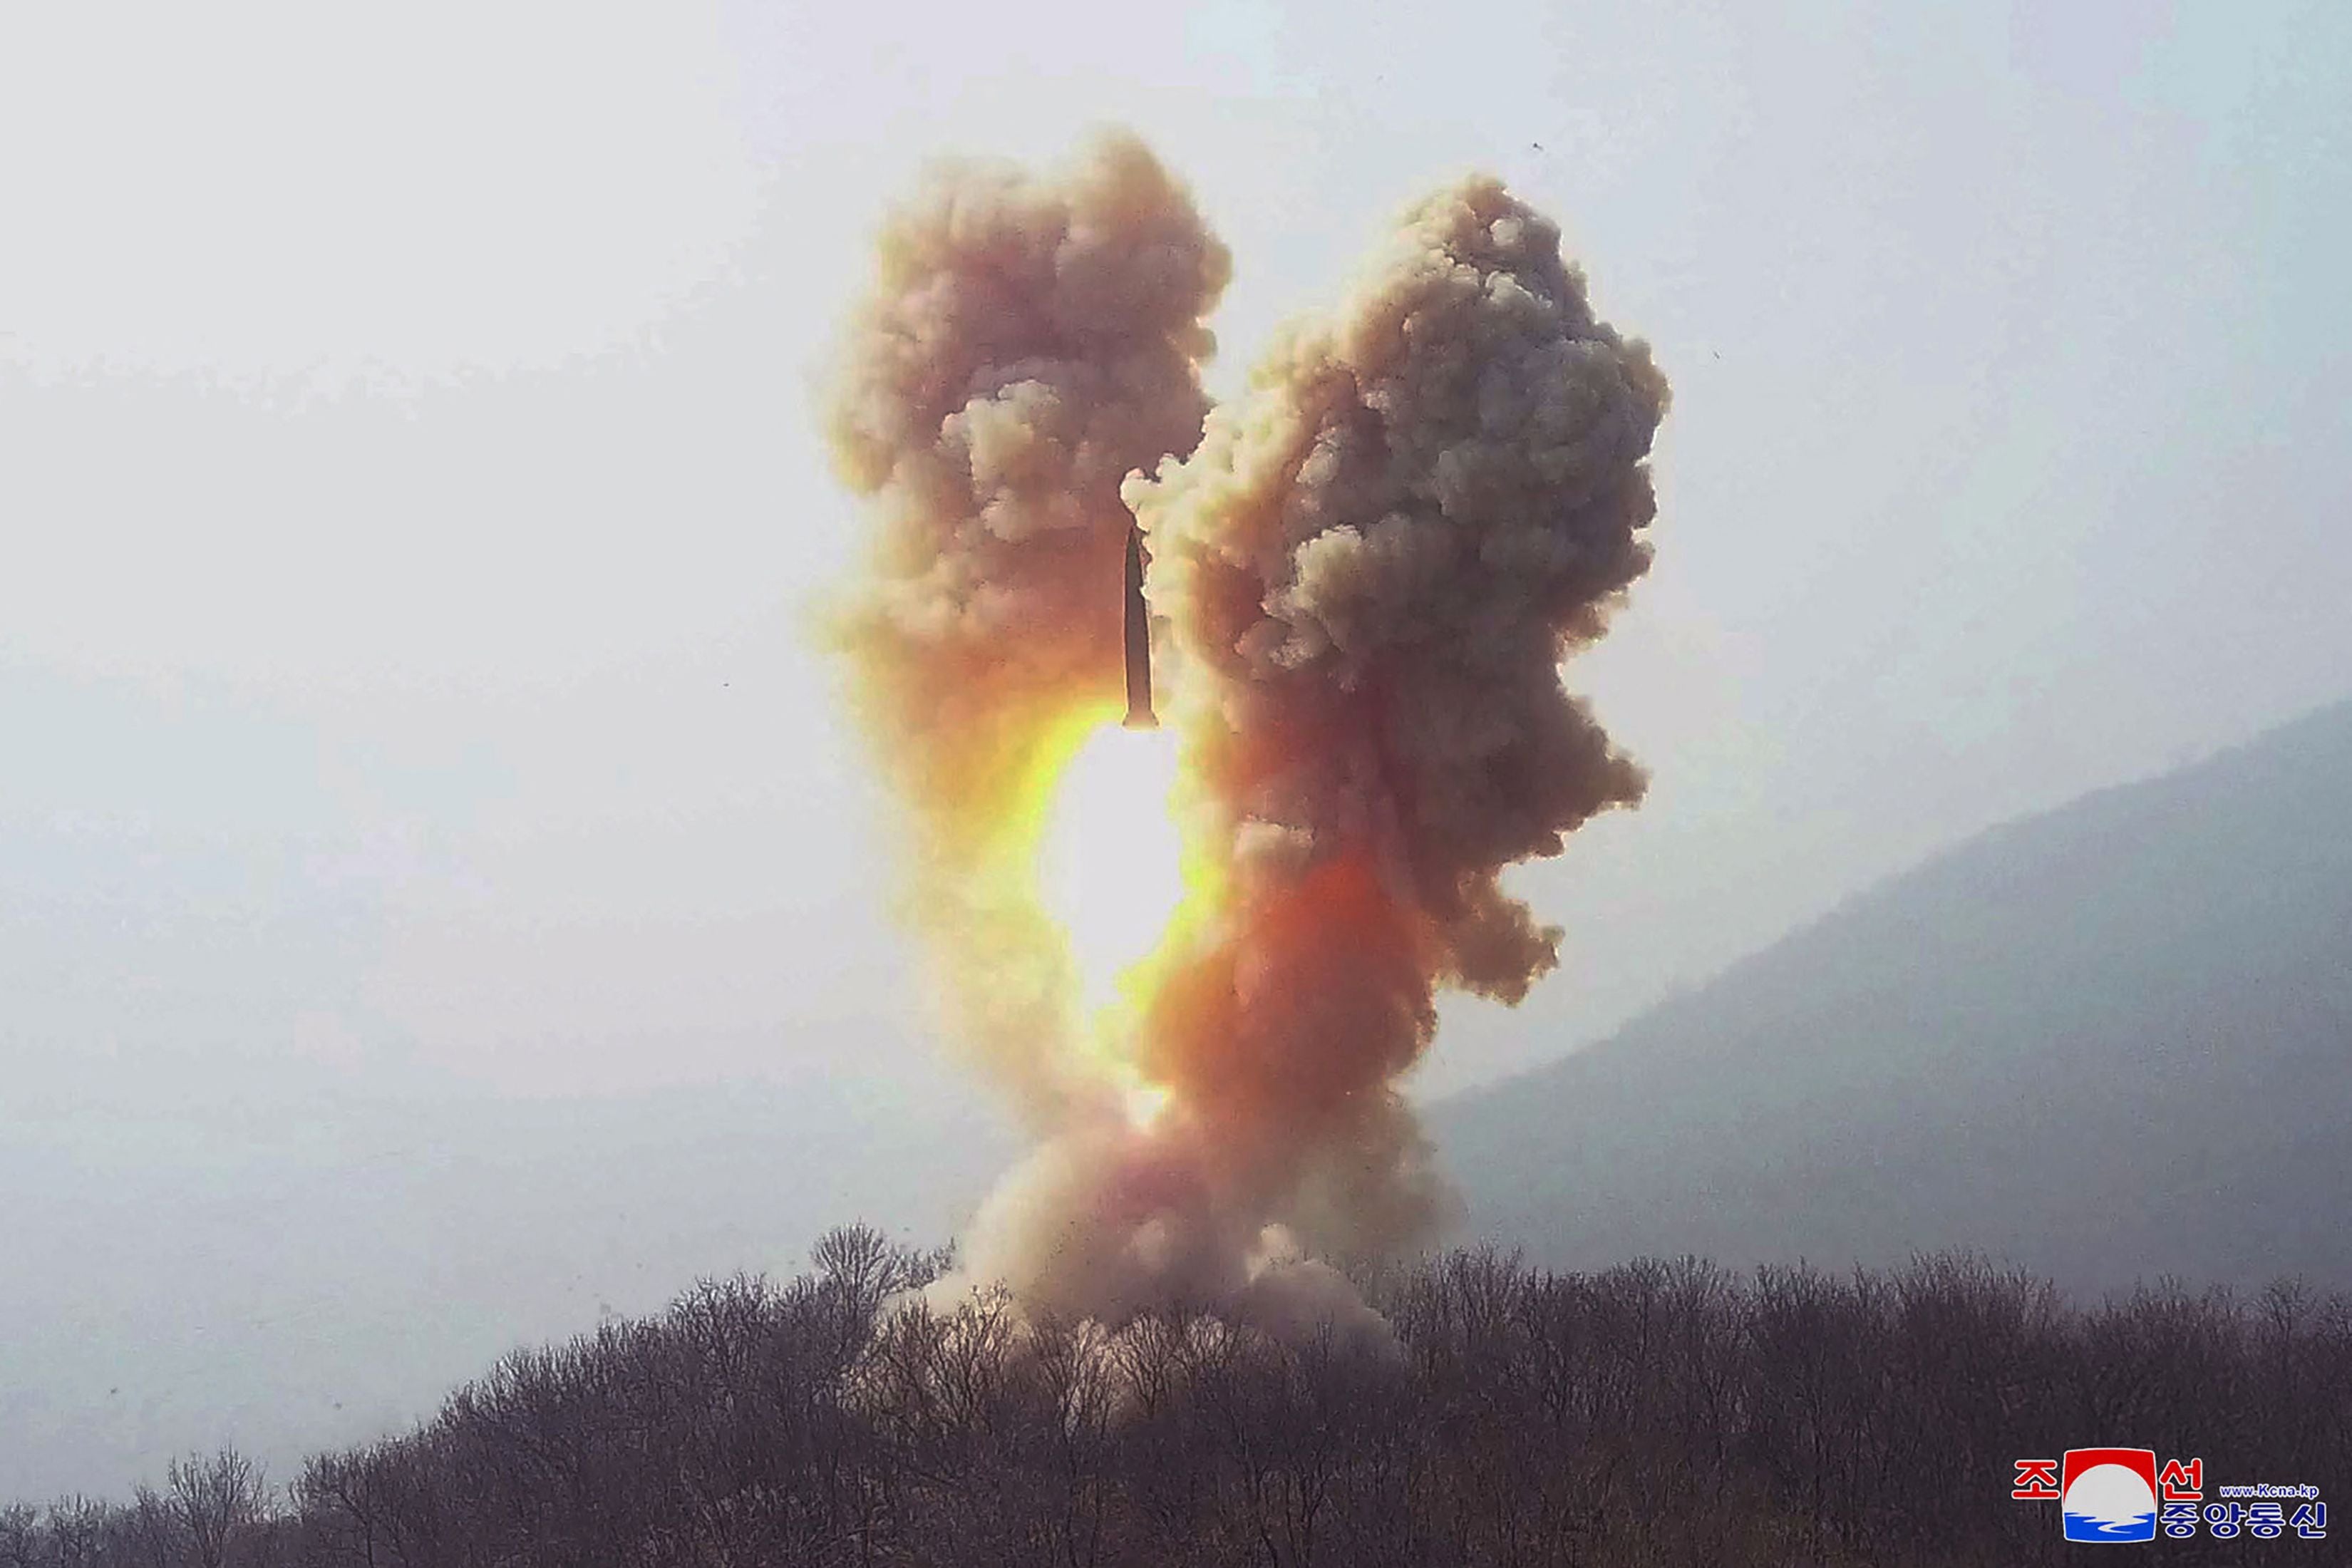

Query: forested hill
[6,1235,2346,1567]
[1435,698,2352,1296]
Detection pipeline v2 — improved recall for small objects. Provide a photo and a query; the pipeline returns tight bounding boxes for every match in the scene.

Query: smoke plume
[826,132,1667,1330]
[825,131,1229,1127]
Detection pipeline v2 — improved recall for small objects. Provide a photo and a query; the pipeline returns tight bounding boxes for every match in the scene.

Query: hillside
[9,1235,2345,1567]
[1434,700,2352,1295]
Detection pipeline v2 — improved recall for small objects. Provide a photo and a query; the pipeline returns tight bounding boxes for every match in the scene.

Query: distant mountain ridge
[1433,699,2352,1296]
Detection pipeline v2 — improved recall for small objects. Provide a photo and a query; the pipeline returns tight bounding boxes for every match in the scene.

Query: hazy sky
[4,0,2348,1497]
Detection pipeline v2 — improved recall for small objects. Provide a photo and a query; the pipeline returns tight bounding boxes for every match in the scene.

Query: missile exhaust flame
[1038,717,1185,1018]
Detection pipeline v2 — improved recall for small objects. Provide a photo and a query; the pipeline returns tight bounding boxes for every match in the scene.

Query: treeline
[10,1230,2348,1567]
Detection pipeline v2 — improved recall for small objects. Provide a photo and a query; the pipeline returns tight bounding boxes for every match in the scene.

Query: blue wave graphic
[2063,1507,2156,1543]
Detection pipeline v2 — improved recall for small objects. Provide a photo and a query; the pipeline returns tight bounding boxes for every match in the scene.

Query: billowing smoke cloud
[825,131,1229,1127]
[827,133,1667,1331]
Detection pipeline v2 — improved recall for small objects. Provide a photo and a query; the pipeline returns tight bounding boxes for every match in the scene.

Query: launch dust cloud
[824,130,1668,1334]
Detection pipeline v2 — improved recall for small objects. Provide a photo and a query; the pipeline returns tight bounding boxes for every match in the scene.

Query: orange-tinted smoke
[823,132,1229,1125]
[1125,172,1670,1264]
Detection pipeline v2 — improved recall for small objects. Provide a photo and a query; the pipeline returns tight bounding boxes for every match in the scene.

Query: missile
[1123,519,1156,728]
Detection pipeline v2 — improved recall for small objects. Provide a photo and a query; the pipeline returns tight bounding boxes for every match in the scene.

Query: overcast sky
[4,0,2348,1497]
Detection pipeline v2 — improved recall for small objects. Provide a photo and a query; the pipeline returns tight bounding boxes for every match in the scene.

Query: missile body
[1123,521,1157,728]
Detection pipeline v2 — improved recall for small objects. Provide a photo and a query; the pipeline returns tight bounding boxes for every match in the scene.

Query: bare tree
[0,1505,36,1568]
[127,1483,187,1568]
[166,1450,266,1568]
[46,1497,106,1568]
